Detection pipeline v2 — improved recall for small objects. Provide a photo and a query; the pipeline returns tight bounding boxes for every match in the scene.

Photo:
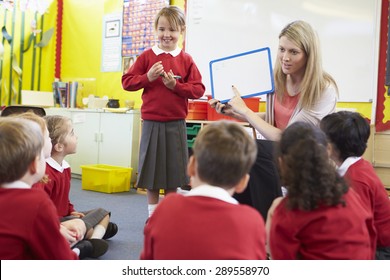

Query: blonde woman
[209,20,338,220]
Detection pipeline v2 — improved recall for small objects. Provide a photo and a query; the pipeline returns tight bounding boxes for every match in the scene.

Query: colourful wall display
[122,0,168,58]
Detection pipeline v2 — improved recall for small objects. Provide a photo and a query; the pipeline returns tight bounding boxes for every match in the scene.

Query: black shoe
[103,222,118,240]
[72,240,93,259]
[73,239,108,259]
[88,239,109,258]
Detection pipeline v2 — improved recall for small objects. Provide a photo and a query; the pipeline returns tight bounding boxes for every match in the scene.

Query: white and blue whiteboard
[186,0,380,103]
[209,48,274,103]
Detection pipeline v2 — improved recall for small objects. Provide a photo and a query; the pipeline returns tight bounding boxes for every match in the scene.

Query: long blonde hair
[44,115,71,147]
[273,21,338,109]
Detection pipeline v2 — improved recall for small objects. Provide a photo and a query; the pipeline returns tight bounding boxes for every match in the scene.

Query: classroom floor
[69,178,147,260]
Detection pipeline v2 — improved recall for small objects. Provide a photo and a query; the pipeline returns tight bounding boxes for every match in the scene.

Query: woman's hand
[228,85,251,115]
[208,98,234,116]
[147,61,164,82]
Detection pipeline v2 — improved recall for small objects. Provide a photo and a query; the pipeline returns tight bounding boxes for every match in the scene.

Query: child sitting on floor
[320,111,390,259]
[33,115,118,249]
[17,112,108,258]
[0,118,77,259]
[266,122,376,259]
[141,121,266,260]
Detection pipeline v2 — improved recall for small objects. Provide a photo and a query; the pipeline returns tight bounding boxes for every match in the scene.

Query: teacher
[209,20,338,220]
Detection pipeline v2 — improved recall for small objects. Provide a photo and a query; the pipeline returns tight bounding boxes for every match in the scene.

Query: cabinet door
[98,113,133,166]
[70,111,100,174]
[99,112,140,182]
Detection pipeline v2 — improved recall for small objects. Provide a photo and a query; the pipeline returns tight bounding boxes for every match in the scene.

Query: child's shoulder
[0,187,51,208]
[178,49,195,60]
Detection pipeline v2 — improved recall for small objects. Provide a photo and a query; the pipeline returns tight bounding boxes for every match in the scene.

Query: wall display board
[185,0,381,102]
[122,0,168,57]
[102,13,122,72]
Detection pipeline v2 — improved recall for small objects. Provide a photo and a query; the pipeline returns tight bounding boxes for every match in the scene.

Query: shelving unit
[185,120,256,150]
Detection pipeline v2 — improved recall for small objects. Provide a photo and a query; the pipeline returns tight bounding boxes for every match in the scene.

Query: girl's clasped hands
[147,61,178,90]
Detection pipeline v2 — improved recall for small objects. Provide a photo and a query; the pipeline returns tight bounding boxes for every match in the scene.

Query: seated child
[320,111,390,259]
[17,112,108,258]
[266,122,376,260]
[33,115,117,248]
[141,121,266,260]
[0,118,77,259]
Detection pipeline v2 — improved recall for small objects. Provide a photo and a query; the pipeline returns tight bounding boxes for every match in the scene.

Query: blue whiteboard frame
[209,47,274,103]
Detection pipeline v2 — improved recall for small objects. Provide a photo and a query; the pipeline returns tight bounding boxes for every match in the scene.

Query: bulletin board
[122,0,169,57]
[185,0,381,103]
[209,48,274,103]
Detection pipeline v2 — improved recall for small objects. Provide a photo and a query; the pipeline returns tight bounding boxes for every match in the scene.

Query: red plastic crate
[188,100,208,111]
[187,110,207,120]
[186,100,208,120]
[206,95,260,121]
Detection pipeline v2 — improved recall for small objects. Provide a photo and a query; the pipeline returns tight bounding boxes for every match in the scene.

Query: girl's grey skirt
[136,119,189,190]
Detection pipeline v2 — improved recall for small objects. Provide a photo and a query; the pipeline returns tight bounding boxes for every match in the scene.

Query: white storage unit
[45,108,141,184]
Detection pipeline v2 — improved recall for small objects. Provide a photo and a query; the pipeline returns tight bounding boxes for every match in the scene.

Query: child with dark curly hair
[266,122,376,259]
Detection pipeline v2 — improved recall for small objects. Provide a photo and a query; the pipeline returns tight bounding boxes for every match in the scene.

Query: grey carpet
[69,178,148,260]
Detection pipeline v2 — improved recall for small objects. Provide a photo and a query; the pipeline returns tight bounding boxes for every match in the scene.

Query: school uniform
[339,157,390,258]
[33,158,109,231]
[0,181,77,260]
[141,185,266,260]
[122,45,205,190]
[269,189,376,260]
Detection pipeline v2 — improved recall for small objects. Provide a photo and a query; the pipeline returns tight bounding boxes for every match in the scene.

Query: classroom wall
[59,0,184,109]
[0,0,384,121]
[60,0,130,107]
[0,0,184,108]
[0,1,57,105]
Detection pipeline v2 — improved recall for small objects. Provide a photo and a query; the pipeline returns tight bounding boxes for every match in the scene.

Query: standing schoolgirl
[122,6,205,217]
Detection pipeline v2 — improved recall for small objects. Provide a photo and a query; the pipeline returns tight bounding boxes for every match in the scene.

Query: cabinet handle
[100,133,103,143]
[94,132,100,142]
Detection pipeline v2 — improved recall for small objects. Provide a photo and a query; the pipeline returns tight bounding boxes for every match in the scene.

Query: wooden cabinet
[373,130,390,193]
[45,108,141,183]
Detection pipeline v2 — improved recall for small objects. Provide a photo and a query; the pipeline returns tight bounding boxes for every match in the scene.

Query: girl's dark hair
[277,122,348,211]
[320,111,370,161]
